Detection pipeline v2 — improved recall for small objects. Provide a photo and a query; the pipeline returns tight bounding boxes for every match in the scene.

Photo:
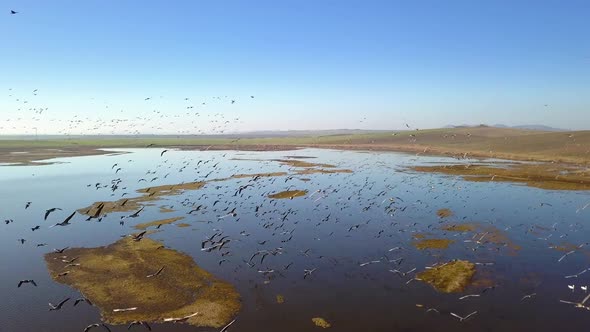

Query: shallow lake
[1,148,589,331]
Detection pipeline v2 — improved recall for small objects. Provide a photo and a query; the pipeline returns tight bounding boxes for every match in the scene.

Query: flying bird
[44,208,62,220]
[146,266,165,278]
[48,297,70,311]
[18,279,37,287]
[84,323,112,332]
[127,321,151,330]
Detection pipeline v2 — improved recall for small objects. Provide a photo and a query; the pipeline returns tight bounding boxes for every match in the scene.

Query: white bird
[459,294,480,300]
[560,293,590,310]
[450,311,478,322]
[568,285,575,292]
[582,286,588,293]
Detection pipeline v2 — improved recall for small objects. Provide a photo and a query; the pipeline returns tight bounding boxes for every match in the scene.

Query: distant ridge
[446,124,565,132]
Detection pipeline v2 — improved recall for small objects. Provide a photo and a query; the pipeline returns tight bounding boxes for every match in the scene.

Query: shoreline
[2,142,589,167]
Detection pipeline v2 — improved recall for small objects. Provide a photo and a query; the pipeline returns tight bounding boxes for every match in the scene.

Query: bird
[74,297,93,306]
[84,323,111,332]
[127,321,151,330]
[51,211,76,227]
[521,293,536,301]
[560,293,590,309]
[11,10,18,14]
[129,207,144,218]
[18,279,37,287]
[25,202,31,209]
[160,150,169,157]
[44,208,62,220]
[450,311,478,322]
[54,247,69,253]
[303,268,317,279]
[48,297,70,311]
[163,311,199,323]
[132,230,147,241]
[220,319,236,332]
[146,266,165,278]
[458,294,480,300]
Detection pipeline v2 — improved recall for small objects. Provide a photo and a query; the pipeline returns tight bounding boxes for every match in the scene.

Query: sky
[1,0,589,135]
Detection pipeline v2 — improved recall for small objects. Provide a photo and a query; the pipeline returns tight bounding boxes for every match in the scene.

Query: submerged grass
[410,163,590,191]
[133,217,185,230]
[417,260,476,293]
[413,238,455,250]
[44,237,240,328]
[268,190,308,199]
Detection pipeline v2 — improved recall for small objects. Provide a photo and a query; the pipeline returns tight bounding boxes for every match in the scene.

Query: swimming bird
[18,279,37,287]
[48,297,70,311]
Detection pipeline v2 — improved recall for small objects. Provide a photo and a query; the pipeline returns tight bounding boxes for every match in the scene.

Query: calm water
[1,148,589,332]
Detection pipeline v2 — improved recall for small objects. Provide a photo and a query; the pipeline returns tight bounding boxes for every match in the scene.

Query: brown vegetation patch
[268,190,307,199]
[410,163,590,191]
[413,238,455,250]
[134,217,185,230]
[44,237,240,328]
[436,208,453,218]
[417,260,476,293]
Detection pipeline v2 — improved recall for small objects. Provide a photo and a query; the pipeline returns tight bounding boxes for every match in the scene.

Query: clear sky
[1,0,589,135]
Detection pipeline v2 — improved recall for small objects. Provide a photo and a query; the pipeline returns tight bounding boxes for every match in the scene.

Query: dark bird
[52,211,76,227]
[87,203,105,221]
[25,202,31,209]
[54,247,69,253]
[160,150,169,157]
[84,323,112,332]
[48,297,70,311]
[132,230,147,242]
[18,279,37,287]
[11,10,18,14]
[74,297,93,306]
[31,225,40,231]
[146,266,165,278]
[45,208,62,220]
[127,321,151,330]
[129,207,144,218]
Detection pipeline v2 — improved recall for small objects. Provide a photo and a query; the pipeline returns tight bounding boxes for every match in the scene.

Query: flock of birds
[4,145,590,331]
[3,82,254,136]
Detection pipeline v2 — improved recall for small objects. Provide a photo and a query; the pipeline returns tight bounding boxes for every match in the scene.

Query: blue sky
[1,0,589,134]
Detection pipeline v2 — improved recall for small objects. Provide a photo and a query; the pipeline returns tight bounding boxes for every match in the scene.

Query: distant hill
[446,124,565,132]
